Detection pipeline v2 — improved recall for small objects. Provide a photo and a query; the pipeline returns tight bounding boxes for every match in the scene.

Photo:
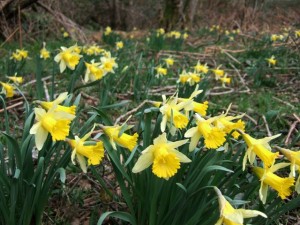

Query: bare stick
[114,100,152,125]
[43,81,50,101]
[262,115,272,136]
[221,49,241,64]
[272,96,295,109]
[0,101,23,113]
[285,121,298,146]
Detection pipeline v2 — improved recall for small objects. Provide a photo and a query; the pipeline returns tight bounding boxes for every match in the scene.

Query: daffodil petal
[132,152,153,173]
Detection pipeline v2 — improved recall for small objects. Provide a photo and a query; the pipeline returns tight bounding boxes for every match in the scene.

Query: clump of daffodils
[178,70,201,86]
[10,49,28,61]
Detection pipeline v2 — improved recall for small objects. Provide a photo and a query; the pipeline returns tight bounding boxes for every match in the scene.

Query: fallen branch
[0,101,23,113]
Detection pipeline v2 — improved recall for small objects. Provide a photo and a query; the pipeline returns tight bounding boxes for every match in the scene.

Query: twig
[293,113,300,123]
[114,100,152,125]
[207,87,234,96]
[22,75,52,87]
[272,96,295,109]
[80,91,99,102]
[0,101,23,113]
[229,63,246,86]
[262,115,272,136]
[221,49,241,64]
[285,121,298,146]
[0,28,19,48]
[43,81,50,101]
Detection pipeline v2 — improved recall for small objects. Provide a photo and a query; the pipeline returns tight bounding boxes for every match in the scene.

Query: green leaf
[176,183,187,193]
[56,168,66,183]
[97,211,136,225]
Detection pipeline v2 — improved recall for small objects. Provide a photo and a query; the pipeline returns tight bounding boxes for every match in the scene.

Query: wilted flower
[132,133,190,179]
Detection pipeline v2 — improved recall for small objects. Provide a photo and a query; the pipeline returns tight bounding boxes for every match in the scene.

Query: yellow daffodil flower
[295,30,300,38]
[155,65,167,78]
[84,60,106,82]
[213,106,245,139]
[10,49,28,61]
[214,187,267,225]
[178,85,208,116]
[100,51,118,73]
[241,132,280,171]
[104,26,112,36]
[63,32,69,38]
[30,99,76,150]
[0,82,15,98]
[116,41,124,50]
[132,133,191,179]
[156,28,165,36]
[183,32,188,39]
[36,92,76,115]
[219,74,231,87]
[277,146,300,177]
[159,94,193,135]
[177,70,201,86]
[212,65,225,78]
[54,46,82,73]
[102,123,138,151]
[253,163,294,204]
[7,75,23,84]
[67,126,104,173]
[266,56,276,66]
[40,42,50,59]
[193,61,209,74]
[185,113,226,151]
[164,57,174,68]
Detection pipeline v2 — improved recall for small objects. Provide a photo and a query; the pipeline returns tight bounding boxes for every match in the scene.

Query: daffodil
[266,56,276,66]
[40,42,50,59]
[63,32,69,38]
[116,41,124,50]
[36,92,76,115]
[219,74,231,87]
[102,123,138,151]
[155,65,167,77]
[253,163,294,204]
[30,102,76,150]
[100,51,118,73]
[177,70,200,86]
[241,132,280,171]
[178,85,208,116]
[164,57,174,68]
[67,126,104,173]
[193,61,209,74]
[54,46,82,73]
[159,94,192,135]
[214,187,267,225]
[183,32,188,39]
[295,30,300,38]
[84,44,103,56]
[7,75,23,84]
[104,26,112,35]
[84,60,106,82]
[185,113,226,151]
[213,106,245,139]
[156,28,165,36]
[277,146,300,177]
[10,49,28,61]
[132,133,190,179]
[0,82,15,98]
[212,65,225,78]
